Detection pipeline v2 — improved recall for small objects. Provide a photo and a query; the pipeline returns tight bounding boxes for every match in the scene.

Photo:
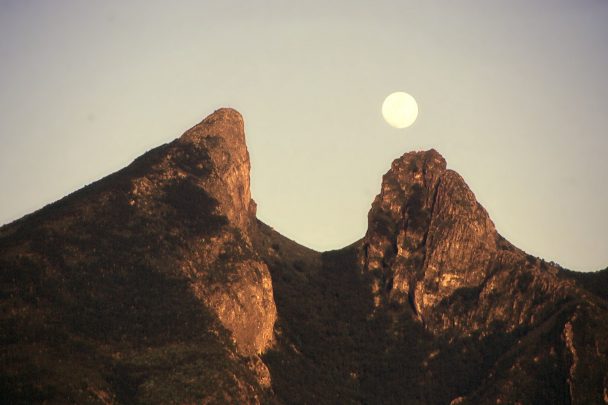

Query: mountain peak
[380,149,447,206]
[170,108,255,233]
[390,148,446,171]
[180,107,245,147]
[2,110,607,404]
[362,148,497,319]
[387,149,446,177]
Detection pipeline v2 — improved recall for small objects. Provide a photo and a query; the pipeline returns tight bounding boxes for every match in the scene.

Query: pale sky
[1,0,607,271]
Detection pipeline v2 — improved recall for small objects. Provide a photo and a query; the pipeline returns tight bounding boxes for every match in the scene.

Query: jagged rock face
[120,107,275,355]
[358,149,608,403]
[2,109,607,404]
[171,108,276,354]
[0,108,276,403]
[421,170,497,310]
[179,108,257,235]
[361,149,498,321]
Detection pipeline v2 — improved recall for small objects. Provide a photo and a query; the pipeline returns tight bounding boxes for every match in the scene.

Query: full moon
[382,92,419,129]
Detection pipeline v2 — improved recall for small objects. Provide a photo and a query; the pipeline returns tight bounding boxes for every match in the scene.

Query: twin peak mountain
[1,108,607,404]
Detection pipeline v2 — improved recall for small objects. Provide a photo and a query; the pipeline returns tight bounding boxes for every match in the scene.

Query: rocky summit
[1,109,607,404]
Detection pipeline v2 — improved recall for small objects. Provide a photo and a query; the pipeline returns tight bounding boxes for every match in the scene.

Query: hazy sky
[1,0,607,271]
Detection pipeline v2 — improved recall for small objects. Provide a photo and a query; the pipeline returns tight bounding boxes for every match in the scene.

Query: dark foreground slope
[1,109,607,404]
[254,227,434,404]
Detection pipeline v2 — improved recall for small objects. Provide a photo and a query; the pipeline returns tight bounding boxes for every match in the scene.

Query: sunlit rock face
[2,109,607,404]
[121,107,276,356]
[358,149,608,403]
[175,108,276,355]
[361,149,497,322]
[0,108,276,403]
[179,108,257,235]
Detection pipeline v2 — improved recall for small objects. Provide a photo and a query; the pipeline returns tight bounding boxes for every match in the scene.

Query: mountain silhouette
[1,109,606,404]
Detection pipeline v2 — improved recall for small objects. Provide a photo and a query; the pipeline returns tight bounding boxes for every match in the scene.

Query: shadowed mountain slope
[1,109,606,404]
[0,109,275,404]
[256,150,608,404]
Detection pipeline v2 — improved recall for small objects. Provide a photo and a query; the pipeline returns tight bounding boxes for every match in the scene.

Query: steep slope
[1,109,607,404]
[259,150,608,404]
[0,108,275,403]
[561,266,608,302]
[254,228,435,404]
[357,150,608,403]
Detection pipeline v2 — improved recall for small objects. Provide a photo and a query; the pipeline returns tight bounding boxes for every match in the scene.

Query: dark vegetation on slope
[1,109,607,404]
[253,223,583,405]
[561,267,608,302]
[0,138,269,404]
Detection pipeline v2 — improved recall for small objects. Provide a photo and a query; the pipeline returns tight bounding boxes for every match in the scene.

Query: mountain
[1,108,606,404]
[0,109,275,403]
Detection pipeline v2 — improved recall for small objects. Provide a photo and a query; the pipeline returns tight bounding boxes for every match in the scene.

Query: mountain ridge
[1,108,606,404]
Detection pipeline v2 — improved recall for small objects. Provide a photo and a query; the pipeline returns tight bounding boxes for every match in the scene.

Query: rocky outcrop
[172,108,276,355]
[1,109,606,404]
[361,149,498,323]
[0,108,276,403]
[179,108,257,234]
[358,149,608,403]
[103,107,276,355]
